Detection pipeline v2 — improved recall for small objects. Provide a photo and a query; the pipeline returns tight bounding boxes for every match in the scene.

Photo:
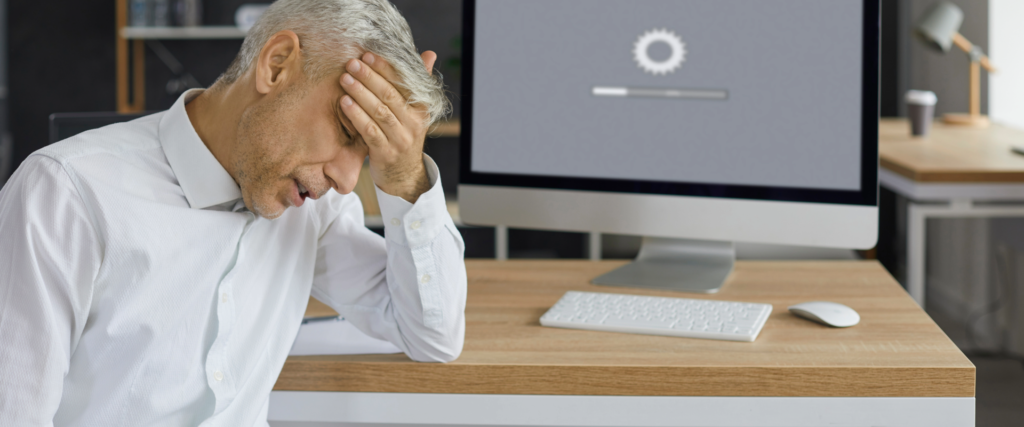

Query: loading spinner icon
[633,28,686,75]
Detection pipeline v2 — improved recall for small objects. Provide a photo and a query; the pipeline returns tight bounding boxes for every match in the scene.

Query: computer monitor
[458,0,879,293]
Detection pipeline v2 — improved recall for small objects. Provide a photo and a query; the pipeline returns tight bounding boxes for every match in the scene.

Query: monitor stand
[591,237,734,293]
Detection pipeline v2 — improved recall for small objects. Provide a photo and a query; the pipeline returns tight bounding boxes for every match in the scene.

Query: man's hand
[339,51,438,202]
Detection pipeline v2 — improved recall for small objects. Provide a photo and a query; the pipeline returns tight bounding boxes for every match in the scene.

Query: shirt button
[221,293,228,303]
[213,370,224,382]
[390,218,401,226]
[421,274,431,283]
[410,220,421,230]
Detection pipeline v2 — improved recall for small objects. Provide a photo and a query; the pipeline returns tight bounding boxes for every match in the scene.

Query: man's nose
[326,153,365,195]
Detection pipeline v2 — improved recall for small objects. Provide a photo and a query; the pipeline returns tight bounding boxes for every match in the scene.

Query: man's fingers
[339,94,387,150]
[362,52,406,93]
[421,51,437,75]
[363,52,434,114]
[340,79,405,149]
[339,75,406,149]
[344,58,416,127]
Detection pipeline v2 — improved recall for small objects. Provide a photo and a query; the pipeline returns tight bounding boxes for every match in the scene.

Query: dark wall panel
[9,1,116,171]
[880,0,899,117]
[7,0,462,179]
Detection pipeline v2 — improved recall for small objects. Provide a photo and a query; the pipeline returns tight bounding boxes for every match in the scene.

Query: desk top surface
[276,260,973,397]
[880,118,1024,183]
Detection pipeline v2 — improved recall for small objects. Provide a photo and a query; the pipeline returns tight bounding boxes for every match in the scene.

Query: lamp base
[943,113,990,127]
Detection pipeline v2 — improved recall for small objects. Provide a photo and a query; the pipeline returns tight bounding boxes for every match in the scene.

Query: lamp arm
[951,32,973,52]
[978,54,997,73]
[952,32,997,73]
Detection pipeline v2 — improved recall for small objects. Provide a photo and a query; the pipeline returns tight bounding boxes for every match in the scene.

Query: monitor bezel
[458,0,880,207]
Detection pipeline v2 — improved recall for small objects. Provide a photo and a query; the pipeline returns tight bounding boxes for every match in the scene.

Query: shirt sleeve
[0,155,101,426]
[310,154,467,362]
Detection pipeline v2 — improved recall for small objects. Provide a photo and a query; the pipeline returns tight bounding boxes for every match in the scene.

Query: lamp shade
[915,1,964,53]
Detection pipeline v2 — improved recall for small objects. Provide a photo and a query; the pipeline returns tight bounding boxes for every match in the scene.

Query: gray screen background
[470,0,864,191]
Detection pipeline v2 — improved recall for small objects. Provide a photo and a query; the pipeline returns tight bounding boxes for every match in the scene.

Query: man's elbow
[408,322,465,363]
[409,346,462,363]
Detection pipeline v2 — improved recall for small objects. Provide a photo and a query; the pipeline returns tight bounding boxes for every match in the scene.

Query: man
[0,0,467,425]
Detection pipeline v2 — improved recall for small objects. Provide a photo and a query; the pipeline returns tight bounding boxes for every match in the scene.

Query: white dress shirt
[0,89,467,427]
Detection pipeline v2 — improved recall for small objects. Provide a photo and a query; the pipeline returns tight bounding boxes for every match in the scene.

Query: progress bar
[592,86,728,100]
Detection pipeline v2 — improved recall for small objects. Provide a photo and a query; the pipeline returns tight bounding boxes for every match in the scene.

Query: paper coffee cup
[906,90,937,136]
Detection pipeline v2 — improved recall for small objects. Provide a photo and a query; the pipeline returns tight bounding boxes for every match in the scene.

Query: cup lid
[906,90,938,106]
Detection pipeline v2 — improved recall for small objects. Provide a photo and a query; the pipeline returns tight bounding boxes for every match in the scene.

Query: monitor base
[591,237,734,293]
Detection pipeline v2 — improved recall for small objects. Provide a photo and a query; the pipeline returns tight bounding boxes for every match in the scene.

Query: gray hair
[219,0,450,125]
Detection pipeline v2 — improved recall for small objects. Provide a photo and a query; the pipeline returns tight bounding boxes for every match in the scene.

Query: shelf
[120,26,247,40]
[429,119,460,138]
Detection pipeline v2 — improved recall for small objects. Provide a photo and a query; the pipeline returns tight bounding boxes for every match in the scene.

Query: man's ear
[254,30,302,95]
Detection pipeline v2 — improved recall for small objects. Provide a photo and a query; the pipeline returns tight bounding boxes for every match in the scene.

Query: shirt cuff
[375,154,447,248]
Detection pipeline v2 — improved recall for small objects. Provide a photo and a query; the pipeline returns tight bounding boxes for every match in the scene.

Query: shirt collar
[159,89,243,210]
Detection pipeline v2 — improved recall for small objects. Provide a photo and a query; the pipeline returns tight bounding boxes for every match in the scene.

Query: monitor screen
[461,0,878,206]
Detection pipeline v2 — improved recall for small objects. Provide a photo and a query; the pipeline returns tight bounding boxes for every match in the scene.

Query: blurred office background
[0,1,1022,424]
[0,0,994,257]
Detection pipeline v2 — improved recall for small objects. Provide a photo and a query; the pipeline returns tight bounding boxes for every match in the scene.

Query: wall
[989,0,1024,129]
[880,0,900,117]
[8,0,116,177]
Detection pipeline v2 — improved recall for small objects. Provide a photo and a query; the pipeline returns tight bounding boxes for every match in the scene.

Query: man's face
[234,74,366,219]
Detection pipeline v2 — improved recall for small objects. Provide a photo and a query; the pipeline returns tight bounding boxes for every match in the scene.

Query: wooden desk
[268,260,974,427]
[879,118,1024,306]
[880,118,1024,183]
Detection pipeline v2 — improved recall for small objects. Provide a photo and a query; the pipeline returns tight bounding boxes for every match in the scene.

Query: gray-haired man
[0,1,466,425]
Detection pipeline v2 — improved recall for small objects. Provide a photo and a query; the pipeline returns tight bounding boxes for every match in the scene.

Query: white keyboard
[539,291,772,342]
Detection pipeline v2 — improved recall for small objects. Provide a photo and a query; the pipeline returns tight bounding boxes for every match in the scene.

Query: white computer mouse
[788,301,860,328]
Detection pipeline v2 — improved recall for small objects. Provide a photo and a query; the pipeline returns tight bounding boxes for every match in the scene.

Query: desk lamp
[915,1,997,127]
